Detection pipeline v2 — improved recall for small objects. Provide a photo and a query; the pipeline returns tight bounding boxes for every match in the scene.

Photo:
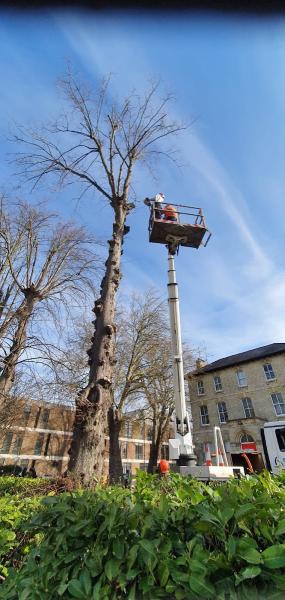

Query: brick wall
[0,401,172,477]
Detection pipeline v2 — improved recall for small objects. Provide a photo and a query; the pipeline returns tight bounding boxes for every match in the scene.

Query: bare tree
[12,71,184,483]
[0,200,99,405]
[139,340,195,473]
[108,291,164,484]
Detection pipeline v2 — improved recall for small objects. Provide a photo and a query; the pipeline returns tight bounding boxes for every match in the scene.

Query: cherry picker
[145,196,244,481]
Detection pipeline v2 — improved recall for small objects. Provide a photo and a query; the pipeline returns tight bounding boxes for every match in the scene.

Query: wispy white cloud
[49,14,285,359]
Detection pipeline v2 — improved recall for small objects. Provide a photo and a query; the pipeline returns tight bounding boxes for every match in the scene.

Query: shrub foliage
[1,472,285,599]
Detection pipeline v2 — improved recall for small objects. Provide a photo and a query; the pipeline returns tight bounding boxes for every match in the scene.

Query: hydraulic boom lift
[145,197,244,480]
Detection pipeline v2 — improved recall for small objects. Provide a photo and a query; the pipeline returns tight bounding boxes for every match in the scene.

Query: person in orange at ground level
[159,459,170,476]
[163,204,178,222]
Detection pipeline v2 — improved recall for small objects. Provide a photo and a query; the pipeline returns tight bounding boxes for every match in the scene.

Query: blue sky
[1,10,285,362]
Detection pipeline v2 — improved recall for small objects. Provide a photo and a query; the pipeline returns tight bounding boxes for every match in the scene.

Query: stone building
[187,343,285,472]
[0,400,170,477]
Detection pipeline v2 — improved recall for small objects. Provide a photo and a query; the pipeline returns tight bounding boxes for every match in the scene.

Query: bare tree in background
[108,291,164,484]
[13,71,184,483]
[139,341,195,473]
[0,199,98,406]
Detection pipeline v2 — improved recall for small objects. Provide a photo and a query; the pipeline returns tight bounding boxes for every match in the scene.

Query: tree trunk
[0,295,35,400]
[147,441,158,474]
[108,407,123,484]
[68,202,128,485]
[147,419,164,474]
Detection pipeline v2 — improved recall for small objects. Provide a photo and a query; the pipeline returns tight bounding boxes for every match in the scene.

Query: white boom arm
[167,253,196,463]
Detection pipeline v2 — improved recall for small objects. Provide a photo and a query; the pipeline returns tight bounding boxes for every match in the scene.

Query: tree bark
[108,407,123,484]
[147,417,166,474]
[68,202,128,484]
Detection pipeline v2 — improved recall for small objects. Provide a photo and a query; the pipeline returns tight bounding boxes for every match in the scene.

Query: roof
[191,343,285,375]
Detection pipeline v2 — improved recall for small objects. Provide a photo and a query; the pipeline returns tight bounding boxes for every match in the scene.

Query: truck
[261,421,285,474]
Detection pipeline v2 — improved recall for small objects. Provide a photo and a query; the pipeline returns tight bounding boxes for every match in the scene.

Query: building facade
[187,343,285,472]
[0,400,170,477]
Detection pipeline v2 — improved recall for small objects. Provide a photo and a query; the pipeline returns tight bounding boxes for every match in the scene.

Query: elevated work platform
[148,203,211,250]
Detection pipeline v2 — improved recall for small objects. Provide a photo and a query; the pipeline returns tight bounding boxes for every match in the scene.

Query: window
[13,435,23,454]
[120,442,128,459]
[240,433,254,444]
[271,392,285,416]
[122,462,132,475]
[276,428,285,452]
[135,444,143,460]
[217,402,228,423]
[161,445,169,460]
[197,380,205,395]
[213,375,223,392]
[124,421,132,438]
[40,409,49,428]
[263,363,276,381]
[22,404,31,426]
[0,432,13,454]
[200,405,210,426]
[236,370,247,387]
[242,397,255,419]
[34,434,45,455]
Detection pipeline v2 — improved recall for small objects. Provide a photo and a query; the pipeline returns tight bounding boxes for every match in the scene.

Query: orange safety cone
[218,448,225,467]
[204,444,212,466]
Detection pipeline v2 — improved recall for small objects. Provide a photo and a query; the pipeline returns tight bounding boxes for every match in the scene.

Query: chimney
[196,358,207,370]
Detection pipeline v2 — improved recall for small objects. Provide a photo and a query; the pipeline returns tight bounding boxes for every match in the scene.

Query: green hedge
[0,494,42,578]
[0,476,52,498]
[1,471,285,599]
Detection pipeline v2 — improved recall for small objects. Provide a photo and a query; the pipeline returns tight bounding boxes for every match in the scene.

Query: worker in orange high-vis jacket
[159,459,170,477]
[163,204,178,222]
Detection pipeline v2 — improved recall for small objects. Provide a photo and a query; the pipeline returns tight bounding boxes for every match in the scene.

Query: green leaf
[235,566,261,585]
[262,544,285,569]
[276,520,285,536]
[67,579,86,599]
[189,573,215,597]
[219,506,235,524]
[227,536,237,560]
[189,559,207,575]
[165,583,176,594]
[237,539,262,564]
[113,539,125,560]
[159,564,169,586]
[105,559,120,581]
[80,569,92,596]
[126,568,140,581]
[139,539,156,555]
[92,580,101,600]
[128,545,138,569]
[57,581,68,596]
[236,504,254,518]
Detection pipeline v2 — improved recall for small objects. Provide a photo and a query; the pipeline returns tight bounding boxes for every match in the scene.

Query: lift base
[171,465,244,480]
